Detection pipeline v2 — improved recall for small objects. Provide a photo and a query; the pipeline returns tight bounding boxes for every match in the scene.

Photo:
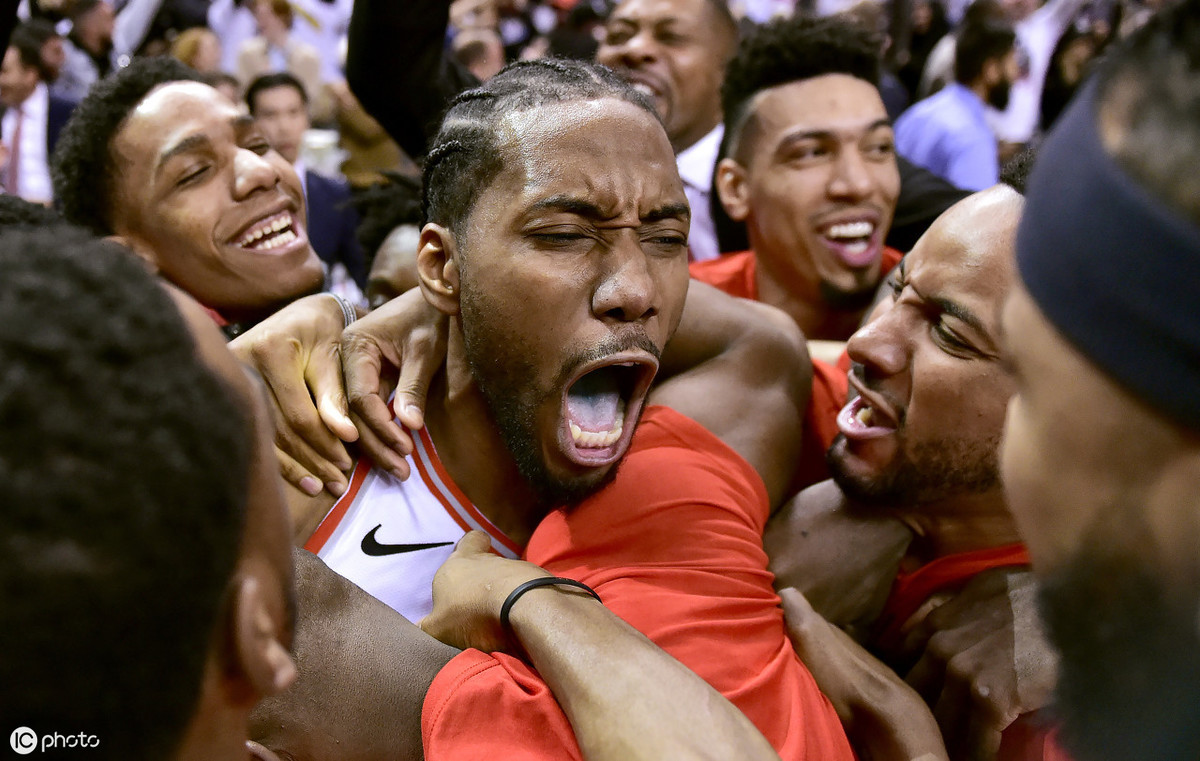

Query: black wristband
[499,576,602,632]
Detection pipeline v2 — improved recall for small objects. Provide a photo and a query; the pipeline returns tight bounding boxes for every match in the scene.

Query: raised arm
[421,532,783,761]
[650,280,811,507]
[345,0,480,158]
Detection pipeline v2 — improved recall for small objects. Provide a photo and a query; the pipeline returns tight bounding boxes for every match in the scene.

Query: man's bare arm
[650,280,812,507]
[421,532,782,761]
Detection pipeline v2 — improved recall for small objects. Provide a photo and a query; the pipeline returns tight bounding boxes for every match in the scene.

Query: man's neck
[893,489,1024,567]
[670,112,721,156]
[754,249,869,341]
[422,331,546,545]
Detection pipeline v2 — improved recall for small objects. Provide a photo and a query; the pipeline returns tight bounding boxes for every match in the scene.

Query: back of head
[1015,6,1200,756]
[9,21,49,78]
[954,17,1016,85]
[51,56,204,237]
[421,58,659,236]
[0,228,252,759]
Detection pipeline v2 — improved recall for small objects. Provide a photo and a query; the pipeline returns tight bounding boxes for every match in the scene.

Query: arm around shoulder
[650,280,811,507]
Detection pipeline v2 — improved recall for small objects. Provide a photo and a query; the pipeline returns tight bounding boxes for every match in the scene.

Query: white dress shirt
[675,124,724,262]
[2,83,53,204]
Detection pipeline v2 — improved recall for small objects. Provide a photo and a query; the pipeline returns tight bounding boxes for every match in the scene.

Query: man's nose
[593,234,658,323]
[233,148,281,199]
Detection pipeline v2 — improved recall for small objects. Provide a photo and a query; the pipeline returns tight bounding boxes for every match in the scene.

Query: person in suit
[0,25,75,203]
[246,72,367,301]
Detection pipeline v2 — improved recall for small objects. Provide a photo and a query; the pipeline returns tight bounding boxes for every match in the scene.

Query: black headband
[1017,77,1200,429]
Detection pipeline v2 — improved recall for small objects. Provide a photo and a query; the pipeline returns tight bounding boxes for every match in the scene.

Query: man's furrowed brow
[931,295,990,340]
[644,202,690,224]
[528,195,607,218]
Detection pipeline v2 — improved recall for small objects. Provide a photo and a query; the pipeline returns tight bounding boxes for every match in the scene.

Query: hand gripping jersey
[304,424,522,622]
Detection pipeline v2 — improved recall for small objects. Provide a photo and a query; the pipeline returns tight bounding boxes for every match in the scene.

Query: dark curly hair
[720,15,881,161]
[0,226,252,759]
[421,57,659,240]
[713,16,882,252]
[351,171,423,269]
[51,56,204,236]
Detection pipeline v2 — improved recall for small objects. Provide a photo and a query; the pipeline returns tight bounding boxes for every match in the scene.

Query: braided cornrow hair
[420,58,661,240]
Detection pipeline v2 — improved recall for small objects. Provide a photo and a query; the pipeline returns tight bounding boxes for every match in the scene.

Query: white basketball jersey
[304,424,522,622]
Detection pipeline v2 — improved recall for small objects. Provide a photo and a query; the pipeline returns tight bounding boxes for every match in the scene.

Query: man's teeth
[570,420,623,448]
[256,229,297,250]
[631,82,655,98]
[827,221,874,240]
[856,405,875,426]
[569,396,626,449]
[239,214,293,247]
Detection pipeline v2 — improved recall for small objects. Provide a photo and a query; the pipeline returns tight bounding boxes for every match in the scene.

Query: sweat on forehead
[420,58,660,234]
[51,57,206,236]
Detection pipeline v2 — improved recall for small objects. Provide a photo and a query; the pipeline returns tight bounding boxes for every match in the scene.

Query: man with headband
[1000,1,1200,758]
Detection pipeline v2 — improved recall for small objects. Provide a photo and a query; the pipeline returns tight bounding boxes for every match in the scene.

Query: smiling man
[51,57,325,334]
[688,15,904,488]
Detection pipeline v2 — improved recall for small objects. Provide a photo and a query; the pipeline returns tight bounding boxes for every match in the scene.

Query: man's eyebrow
[232,114,257,132]
[645,202,690,223]
[776,118,894,151]
[526,196,689,223]
[930,295,990,340]
[156,133,212,175]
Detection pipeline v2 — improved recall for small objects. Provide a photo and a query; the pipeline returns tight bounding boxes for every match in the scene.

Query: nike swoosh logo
[361,525,455,557]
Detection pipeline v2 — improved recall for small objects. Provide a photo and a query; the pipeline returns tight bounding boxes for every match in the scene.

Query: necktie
[7,107,22,198]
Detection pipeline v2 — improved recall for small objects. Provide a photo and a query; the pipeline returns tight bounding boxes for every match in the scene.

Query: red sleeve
[423,649,582,761]
[688,251,758,299]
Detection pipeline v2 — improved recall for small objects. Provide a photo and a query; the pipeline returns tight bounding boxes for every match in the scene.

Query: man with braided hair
[247,56,949,761]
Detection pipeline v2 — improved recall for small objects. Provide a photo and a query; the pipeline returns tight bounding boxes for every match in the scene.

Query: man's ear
[416,223,462,316]
[231,575,297,700]
[715,157,751,223]
[104,234,159,274]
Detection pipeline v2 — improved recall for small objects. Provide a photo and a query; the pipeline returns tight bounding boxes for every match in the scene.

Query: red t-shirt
[690,248,902,490]
[422,406,854,761]
[874,543,1032,652]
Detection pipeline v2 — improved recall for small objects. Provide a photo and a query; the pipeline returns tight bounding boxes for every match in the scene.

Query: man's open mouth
[560,355,657,467]
[819,219,881,268]
[235,210,301,252]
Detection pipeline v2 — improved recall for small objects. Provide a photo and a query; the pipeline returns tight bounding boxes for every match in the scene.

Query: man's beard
[458,284,645,513]
[827,429,1002,506]
[1038,512,1200,761]
[988,80,1012,111]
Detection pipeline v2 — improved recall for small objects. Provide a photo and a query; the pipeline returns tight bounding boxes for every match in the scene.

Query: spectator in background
[202,70,244,105]
[55,0,115,100]
[237,0,330,124]
[1,25,76,204]
[172,25,224,74]
[14,18,66,86]
[896,17,1018,190]
[988,0,1092,148]
[54,0,170,101]
[452,27,507,81]
[349,171,423,309]
[246,72,367,302]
